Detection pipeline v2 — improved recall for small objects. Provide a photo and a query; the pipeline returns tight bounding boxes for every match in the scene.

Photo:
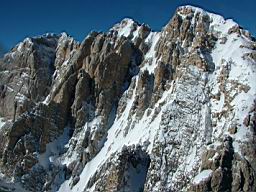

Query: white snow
[113,18,136,38]
[178,5,238,35]
[208,8,256,148]
[42,95,50,105]
[210,93,225,113]
[17,43,23,52]
[15,93,27,103]
[0,118,5,129]
[208,152,219,161]
[192,169,213,185]
[185,145,197,172]
[16,38,32,53]
[141,32,161,73]
[131,25,140,41]
[58,6,256,192]
[58,72,176,191]
[39,128,71,169]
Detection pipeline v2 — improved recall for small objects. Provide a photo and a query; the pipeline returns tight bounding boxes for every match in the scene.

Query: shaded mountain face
[0,5,256,192]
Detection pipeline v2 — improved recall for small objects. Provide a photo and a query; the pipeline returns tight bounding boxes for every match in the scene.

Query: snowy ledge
[192,169,213,185]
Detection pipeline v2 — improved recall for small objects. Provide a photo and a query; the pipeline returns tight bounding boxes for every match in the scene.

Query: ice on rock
[141,32,161,73]
[192,169,213,185]
[112,18,137,38]
[0,118,5,129]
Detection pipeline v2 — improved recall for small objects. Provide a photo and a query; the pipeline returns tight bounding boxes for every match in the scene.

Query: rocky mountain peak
[0,5,256,192]
[111,18,151,43]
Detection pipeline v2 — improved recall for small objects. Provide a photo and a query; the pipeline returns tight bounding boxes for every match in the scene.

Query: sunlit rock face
[0,5,256,192]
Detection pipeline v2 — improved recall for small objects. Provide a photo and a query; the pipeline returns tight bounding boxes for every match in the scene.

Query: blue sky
[0,0,255,51]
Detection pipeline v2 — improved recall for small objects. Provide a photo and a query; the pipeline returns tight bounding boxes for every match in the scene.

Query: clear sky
[0,0,255,52]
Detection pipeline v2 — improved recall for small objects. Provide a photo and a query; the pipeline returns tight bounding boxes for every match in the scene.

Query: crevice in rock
[85,146,151,192]
[239,169,245,191]
[120,149,150,192]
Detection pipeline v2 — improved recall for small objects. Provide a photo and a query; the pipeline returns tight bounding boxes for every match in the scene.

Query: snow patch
[178,5,238,35]
[113,18,136,38]
[141,32,161,73]
[0,118,5,129]
[192,169,213,185]
[38,128,71,169]
[58,73,173,191]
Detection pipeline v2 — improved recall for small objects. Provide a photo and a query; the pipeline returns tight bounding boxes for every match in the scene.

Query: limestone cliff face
[0,5,256,192]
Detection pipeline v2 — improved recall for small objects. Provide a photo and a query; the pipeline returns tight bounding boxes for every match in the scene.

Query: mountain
[0,5,256,192]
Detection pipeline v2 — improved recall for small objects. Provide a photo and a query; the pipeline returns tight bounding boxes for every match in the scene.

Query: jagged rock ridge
[0,5,256,192]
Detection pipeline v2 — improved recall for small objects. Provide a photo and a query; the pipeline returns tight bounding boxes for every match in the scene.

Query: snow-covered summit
[111,17,152,41]
[111,18,140,37]
[177,5,254,38]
